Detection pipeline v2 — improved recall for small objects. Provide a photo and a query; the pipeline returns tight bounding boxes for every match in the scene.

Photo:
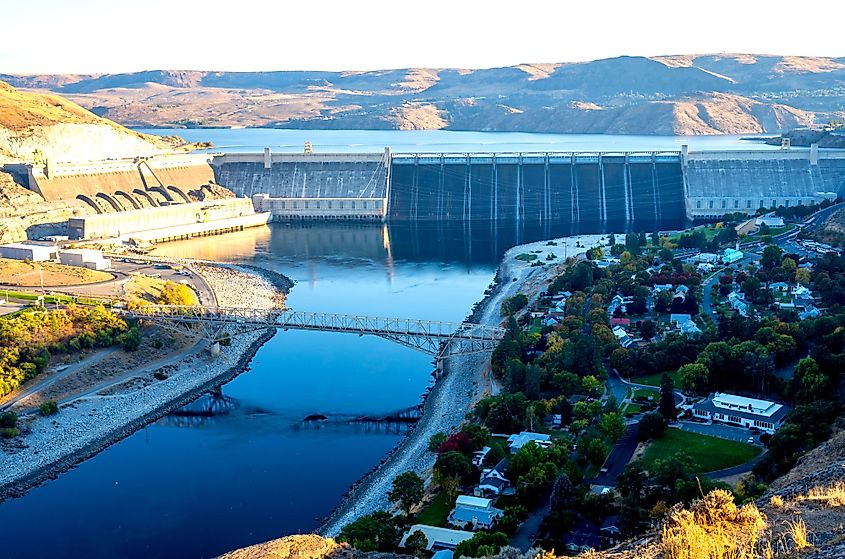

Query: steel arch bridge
[124,305,505,358]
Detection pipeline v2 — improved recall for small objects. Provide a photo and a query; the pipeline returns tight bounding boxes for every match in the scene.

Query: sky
[3,0,844,74]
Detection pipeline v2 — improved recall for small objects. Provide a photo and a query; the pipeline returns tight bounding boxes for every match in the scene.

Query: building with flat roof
[692,392,789,434]
[0,242,58,262]
[399,525,474,551]
[59,249,111,271]
[448,495,504,530]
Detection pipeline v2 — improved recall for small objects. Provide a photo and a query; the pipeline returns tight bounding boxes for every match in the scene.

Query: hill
[0,81,178,162]
[5,54,845,135]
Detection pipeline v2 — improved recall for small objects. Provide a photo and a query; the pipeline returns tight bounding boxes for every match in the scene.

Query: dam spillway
[386,152,687,231]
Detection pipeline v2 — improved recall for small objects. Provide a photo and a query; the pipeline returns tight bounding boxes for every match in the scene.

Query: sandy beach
[319,233,608,536]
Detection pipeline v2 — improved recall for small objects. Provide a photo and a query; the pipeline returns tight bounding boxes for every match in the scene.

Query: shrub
[153,371,168,381]
[500,293,529,316]
[1,427,20,438]
[39,400,59,416]
[0,411,18,429]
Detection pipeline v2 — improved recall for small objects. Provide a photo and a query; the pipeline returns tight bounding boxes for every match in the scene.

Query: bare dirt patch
[0,258,112,286]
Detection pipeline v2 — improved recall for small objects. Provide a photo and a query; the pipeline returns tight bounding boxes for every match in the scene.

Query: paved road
[677,420,760,444]
[0,345,121,411]
[591,423,640,487]
[511,493,551,551]
[705,452,766,479]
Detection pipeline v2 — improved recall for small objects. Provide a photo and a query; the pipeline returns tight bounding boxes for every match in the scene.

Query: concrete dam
[212,147,845,230]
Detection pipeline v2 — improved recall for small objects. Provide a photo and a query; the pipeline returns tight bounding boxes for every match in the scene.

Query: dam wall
[68,197,262,240]
[388,152,688,232]
[684,150,845,219]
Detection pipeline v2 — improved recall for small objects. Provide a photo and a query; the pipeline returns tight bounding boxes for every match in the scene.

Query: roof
[693,392,790,424]
[432,551,453,559]
[0,242,56,251]
[449,505,502,527]
[610,318,631,326]
[455,495,492,510]
[508,432,551,449]
[400,525,474,550]
[670,313,693,323]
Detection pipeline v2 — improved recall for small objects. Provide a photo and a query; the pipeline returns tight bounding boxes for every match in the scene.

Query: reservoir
[0,130,782,559]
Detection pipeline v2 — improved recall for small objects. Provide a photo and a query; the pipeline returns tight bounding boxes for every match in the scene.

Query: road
[511,493,551,552]
[0,345,121,411]
[591,423,640,487]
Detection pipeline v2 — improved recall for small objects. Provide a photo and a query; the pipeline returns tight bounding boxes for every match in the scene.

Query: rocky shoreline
[0,263,289,501]
[318,234,606,537]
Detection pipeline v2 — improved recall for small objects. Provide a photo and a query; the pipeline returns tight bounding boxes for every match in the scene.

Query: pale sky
[3,0,844,74]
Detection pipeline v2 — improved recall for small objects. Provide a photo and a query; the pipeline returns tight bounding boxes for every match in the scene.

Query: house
[696,262,715,274]
[0,242,58,262]
[799,306,821,320]
[728,291,750,317]
[768,282,789,294]
[652,284,673,294]
[791,285,812,299]
[610,317,631,327]
[507,431,552,452]
[475,458,510,498]
[673,285,689,302]
[756,213,785,228]
[564,518,601,554]
[399,525,474,551]
[723,248,744,264]
[448,495,504,530]
[670,314,701,336]
[600,515,623,547]
[612,325,635,348]
[691,392,790,434]
[695,252,720,264]
[471,446,491,467]
[541,316,561,327]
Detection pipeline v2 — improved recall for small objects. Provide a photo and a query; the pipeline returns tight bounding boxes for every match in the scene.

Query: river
[0,129,778,559]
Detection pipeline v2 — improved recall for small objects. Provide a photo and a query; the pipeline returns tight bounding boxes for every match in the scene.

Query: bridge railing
[124,305,505,340]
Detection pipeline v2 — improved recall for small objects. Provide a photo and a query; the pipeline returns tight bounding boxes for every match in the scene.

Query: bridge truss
[125,305,505,358]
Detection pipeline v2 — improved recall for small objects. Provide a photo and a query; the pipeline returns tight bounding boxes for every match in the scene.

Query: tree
[761,244,784,269]
[428,432,447,452]
[434,451,472,500]
[795,267,811,286]
[403,530,429,557]
[659,373,677,421]
[586,437,609,466]
[388,471,424,517]
[640,319,657,340]
[454,532,508,558]
[678,363,709,395]
[617,461,647,501]
[501,293,529,316]
[550,473,576,511]
[581,375,603,398]
[337,511,398,552]
[599,412,626,442]
[651,231,660,246]
[0,410,18,429]
[460,423,490,450]
[638,411,667,441]
[793,357,828,404]
[39,400,59,416]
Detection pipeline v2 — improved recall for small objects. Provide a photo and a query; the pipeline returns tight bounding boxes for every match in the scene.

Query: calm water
[1,129,771,558]
[0,223,503,559]
[135,128,785,154]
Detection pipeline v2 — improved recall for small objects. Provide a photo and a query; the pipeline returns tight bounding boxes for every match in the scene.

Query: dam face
[387,153,687,231]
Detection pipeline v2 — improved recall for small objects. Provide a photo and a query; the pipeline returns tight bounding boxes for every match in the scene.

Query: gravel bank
[319,233,608,536]
[0,265,284,500]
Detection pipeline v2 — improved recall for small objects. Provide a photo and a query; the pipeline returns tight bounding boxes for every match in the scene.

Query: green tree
[586,437,609,466]
[761,244,784,269]
[338,511,399,552]
[638,411,667,441]
[659,373,677,421]
[793,357,828,404]
[599,412,626,442]
[388,471,424,517]
[0,411,18,429]
[678,363,709,395]
[428,432,447,453]
[454,532,508,558]
[640,319,658,340]
[403,530,429,557]
[39,400,59,416]
[434,451,472,501]
[500,293,529,316]
[581,375,603,398]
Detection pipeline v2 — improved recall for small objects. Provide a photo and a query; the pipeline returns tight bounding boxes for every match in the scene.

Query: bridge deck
[125,305,505,357]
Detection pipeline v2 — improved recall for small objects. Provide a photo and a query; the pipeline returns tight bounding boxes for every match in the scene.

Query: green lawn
[416,491,451,527]
[620,402,642,416]
[641,428,760,473]
[630,371,682,388]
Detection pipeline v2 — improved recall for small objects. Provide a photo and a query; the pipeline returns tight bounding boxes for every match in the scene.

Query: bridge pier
[435,357,445,378]
[210,341,221,357]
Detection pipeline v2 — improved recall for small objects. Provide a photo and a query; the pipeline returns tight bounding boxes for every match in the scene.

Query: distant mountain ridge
[5,54,845,135]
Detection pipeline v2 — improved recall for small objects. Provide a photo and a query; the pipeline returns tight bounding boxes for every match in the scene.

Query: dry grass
[769,496,785,509]
[786,518,812,552]
[0,258,111,286]
[799,482,845,508]
[661,489,767,559]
